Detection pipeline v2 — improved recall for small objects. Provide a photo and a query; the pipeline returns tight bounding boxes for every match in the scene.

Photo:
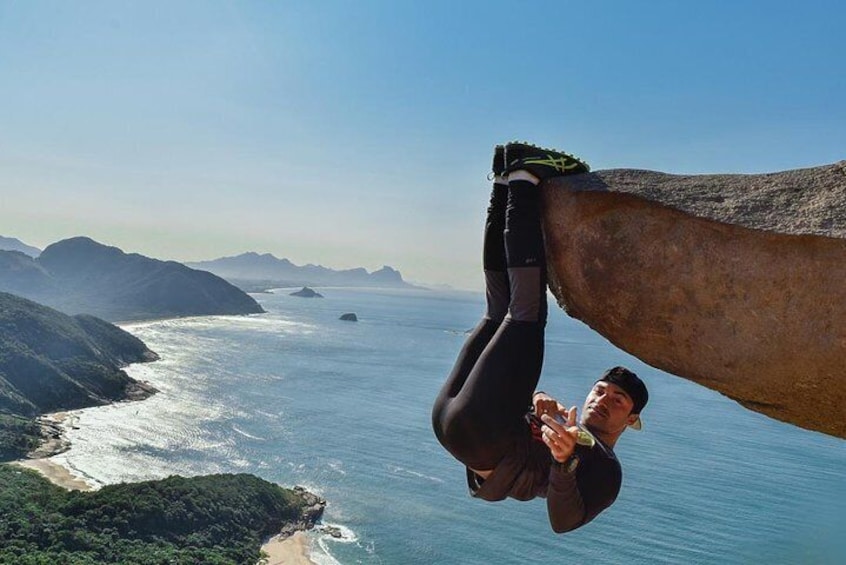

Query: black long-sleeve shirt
[466,428,622,532]
[545,439,621,532]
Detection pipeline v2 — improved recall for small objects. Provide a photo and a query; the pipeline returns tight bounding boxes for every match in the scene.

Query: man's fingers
[541,425,578,462]
[541,421,577,445]
[540,413,563,432]
[538,399,556,416]
[567,406,577,427]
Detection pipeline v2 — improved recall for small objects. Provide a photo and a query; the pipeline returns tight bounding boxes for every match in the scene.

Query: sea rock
[542,162,846,439]
[275,486,326,539]
[290,286,323,298]
[339,313,358,322]
[320,525,344,539]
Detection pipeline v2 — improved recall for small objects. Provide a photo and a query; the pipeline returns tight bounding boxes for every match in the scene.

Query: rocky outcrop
[339,313,358,322]
[274,486,326,539]
[542,162,846,439]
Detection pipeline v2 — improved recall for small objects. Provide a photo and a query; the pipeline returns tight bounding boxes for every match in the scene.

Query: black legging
[432,178,548,471]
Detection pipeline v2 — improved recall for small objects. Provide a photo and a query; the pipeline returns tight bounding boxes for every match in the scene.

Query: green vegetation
[0,465,321,564]
[0,414,41,461]
[0,291,158,460]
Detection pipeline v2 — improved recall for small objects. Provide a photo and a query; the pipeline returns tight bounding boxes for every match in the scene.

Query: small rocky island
[339,312,358,322]
[289,286,323,298]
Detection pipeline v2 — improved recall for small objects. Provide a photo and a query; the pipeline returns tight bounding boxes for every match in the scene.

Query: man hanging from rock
[431,141,649,533]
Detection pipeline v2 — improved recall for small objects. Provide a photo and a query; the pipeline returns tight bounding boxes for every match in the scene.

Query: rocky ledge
[543,161,846,438]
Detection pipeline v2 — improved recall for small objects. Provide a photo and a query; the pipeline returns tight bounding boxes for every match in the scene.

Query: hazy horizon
[0,233,441,287]
[2,1,844,290]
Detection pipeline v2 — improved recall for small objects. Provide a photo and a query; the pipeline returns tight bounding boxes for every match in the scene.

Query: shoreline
[9,411,96,491]
[11,457,94,491]
[12,408,322,565]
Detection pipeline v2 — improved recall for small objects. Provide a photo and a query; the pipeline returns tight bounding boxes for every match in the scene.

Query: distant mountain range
[187,252,414,290]
[0,237,264,321]
[0,235,41,257]
[0,292,159,459]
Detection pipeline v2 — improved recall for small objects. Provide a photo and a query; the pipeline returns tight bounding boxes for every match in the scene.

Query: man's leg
[432,142,590,472]
[432,145,509,450]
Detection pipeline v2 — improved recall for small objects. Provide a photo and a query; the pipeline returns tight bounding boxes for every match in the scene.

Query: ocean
[51,287,845,564]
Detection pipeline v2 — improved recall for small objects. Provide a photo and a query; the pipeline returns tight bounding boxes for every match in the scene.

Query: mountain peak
[1,236,265,321]
[37,237,126,276]
[0,236,42,258]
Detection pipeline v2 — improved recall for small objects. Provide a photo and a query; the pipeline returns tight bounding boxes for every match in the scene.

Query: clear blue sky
[1,1,844,289]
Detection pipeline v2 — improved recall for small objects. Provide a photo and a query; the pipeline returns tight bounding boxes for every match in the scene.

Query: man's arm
[532,397,587,532]
[548,443,622,532]
[546,460,587,533]
[533,395,621,533]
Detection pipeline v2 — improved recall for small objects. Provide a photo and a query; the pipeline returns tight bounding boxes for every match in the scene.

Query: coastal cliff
[542,161,846,438]
[0,292,158,460]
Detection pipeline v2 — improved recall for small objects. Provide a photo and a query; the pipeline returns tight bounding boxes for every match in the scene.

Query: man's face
[581,380,638,434]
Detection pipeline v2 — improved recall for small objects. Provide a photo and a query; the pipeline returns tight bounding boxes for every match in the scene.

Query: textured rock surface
[542,162,846,439]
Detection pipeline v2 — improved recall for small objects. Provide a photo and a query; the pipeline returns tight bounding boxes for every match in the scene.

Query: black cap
[597,366,648,430]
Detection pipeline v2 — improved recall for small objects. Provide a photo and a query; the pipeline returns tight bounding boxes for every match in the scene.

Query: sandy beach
[10,411,94,491]
[259,532,316,565]
[11,458,94,491]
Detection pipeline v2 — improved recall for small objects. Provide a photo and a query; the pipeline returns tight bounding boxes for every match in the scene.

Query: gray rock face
[543,161,846,439]
[563,162,846,237]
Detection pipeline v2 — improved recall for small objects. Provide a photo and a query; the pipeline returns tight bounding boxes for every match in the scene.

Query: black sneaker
[504,141,590,179]
[491,144,505,177]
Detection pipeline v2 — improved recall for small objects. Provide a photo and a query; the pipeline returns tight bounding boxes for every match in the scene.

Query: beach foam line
[313,523,359,565]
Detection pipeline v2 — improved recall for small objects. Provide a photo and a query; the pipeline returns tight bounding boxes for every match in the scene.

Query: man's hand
[540,406,580,463]
[533,392,567,419]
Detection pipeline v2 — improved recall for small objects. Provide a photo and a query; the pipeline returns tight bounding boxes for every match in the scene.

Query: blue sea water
[52,287,845,564]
